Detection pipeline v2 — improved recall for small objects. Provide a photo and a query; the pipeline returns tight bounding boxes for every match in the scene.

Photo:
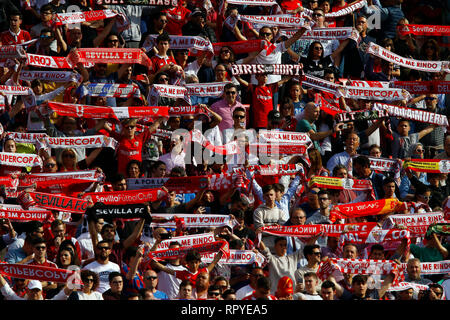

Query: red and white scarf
[156,232,216,250]
[397,24,450,37]
[231,64,303,76]
[82,83,140,98]
[339,86,410,101]
[201,249,267,267]
[391,81,450,94]
[386,212,446,237]
[258,129,312,145]
[280,27,360,43]
[83,188,167,205]
[0,263,77,284]
[143,34,214,53]
[0,44,27,59]
[248,143,308,156]
[233,163,304,176]
[303,74,341,95]
[304,0,367,18]
[373,102,449,127]
[0,152,42,168]
[20,170,103,188]
[184,82,230,97]
[366,42,450,73]
[26,53,73,69]
[330,199,408,221]
[168,105,209,117]
[0,85,33,96]
[26,191,89,214]
[19,70,81,83]
[213,40,266,55]
[4,132,48,144]
[54,9,118,25]
[68,48,152,69]
[226,0,277,5]
[237,14,311,28]
[42,135,118,150]
[0,204,51,221]
[261,222,377,238]
[399,260,450,275]
[403,159,450,173]
[151,214,237,229]
[368,156,402,174]
[387,282,429,292]
[148,240,230,261]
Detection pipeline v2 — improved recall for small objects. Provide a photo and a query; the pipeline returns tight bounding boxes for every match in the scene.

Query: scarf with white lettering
[20,170,103,188]
[0,206,51,221]
[68,48,153,69]
[86,203,150,222]
[26,53,73,69]
[201,249,267,267]
[213,40,266,55]
[148,240,230,261]
[391,81,450,94]
[0,263,78,284]
[80,83,141,99]
[151,214,237,229]
[231,64,304,76]
[336,109,390,123]
[19,70,81,83]
[366,42,450,73]
[303,74,341,95]
[25,191,89,213]
[41,135,118,150]
[0,176,19,188]
[0,152,42,168]
[330,199,408,221]
[373,102,449,127]
[83,188,167,205]
[142,34,214,53]
[46,102,169,120]
[403,159,450,173]
[54,9,118,25]
[397,24,450,37]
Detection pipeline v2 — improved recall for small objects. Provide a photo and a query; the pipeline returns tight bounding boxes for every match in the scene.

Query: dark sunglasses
[260,32,272,37]
[63,153,75,158]
[425,97,437,100]
[35,246,46,250]
[221,50,230,54]
[312,252,322,256]
[145,276,158,280]
[97,246,110,250]
[209,292,220,296]
[45,163,56,168]
[415,149,425,153]
[233,114,245,119]
[84,278,94,283]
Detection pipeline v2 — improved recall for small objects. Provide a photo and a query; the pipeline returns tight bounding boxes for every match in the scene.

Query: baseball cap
[190,8,206,18]
[268,110,282,123]
[28,280,42,291]
[276,276,294,296]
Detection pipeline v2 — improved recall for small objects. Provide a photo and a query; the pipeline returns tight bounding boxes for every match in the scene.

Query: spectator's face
[9,15,21,30]
[263,189,276,205]
[345,134,359,150]
[152,164,167,178]
[356,17,368,32]
[233,111,246,128]
[215,66,227,81]
[68,28,82,44]
[157,40,170,54]
[180,285,192,299]
[95,219,105,233]
[343,245,357,259]
[289,84,301,99]
[110,276,123,293]
[320,1,330,12]
[398,288,414,300]
[321,287,335,300]
[156,15,168,29]
[195,272,209,289]
[59,249,73,267]
[369,148,381,157]
[324,72,335,82]
[318,193,330,210]
[3,140,16,153]
[334,168,348,178]
[255,286,270,299]
[308,248,322,264]
[307,191,320,209]
[259,28,273,42]
[309,0,319,9]
[33,243,47,259]
[304,276,317,292]
[112,179,127,191]
[290,210,306,225]
[352,281,367,297]
[274,239,287,256]
[52,224,65,239]
[369,249,385,260]
[128,163,140,178]
[192,14,205,27]
[41,10,53,23]
[144,270,158,289]
[106,35,120,48]
[382,182,396,198]
[224,87,237,104]
[215,280,228,293]
[417,191,431,204]
[94,64,107,77]
[406,261,421,279]
[101,227,116,241]
[312,10,324,24]
[250,269,264,287]
[397,121,410,136]
[44,159,58,173]
[425,95,438,111]
[27,288,43,300]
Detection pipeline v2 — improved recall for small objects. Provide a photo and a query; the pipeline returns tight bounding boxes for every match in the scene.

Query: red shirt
[174,267,208,286]
[0,29,31,45]
[150,54,177,74]
[249,83,277,129]
[46,236,82,264]
[242,291,278,300]
[280,0,303,11]
[110,129,152,175]
[163,6,191,35]
[331,2,347,27]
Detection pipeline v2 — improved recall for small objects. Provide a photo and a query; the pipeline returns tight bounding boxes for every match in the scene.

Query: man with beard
[83,240,120,294]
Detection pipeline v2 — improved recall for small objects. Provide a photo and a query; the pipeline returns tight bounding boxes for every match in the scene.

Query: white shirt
[250,41,287,85]
[83,261,120,294]
[157,263,186,300]
[236,284,254,300]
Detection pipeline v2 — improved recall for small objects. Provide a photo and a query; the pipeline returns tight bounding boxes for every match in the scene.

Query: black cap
[268,110,282,123]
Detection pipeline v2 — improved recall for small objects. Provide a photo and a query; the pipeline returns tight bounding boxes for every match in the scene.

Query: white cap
[27,280,42,291]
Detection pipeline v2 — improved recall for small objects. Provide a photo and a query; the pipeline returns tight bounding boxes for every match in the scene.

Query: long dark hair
[307,41,324,60]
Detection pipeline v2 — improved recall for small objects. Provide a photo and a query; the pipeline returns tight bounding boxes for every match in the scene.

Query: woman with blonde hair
[307,148,329,179]
[58,147,102,172]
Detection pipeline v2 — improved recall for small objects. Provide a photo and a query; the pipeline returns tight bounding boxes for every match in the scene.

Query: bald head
[304,102,320,122]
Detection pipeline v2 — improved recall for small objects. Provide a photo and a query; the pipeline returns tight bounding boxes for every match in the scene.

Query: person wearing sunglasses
[210,83,244,132]
[71,270,103,300]
[143,269,168,300]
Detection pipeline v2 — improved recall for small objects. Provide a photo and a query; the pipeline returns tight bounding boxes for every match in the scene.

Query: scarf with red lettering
[399,261,450,275]
[201,249,267,267]
[403,159,450,173]
[151,214,237,229]
[152,84,189,102]
[26,53,73,69]
[168,105,209,117]
[184,82,230,97]
[46,102,168,120]
[0,85,33,96]
[330,199,408,221]
[226,0,277,5]
[213,40,266,55]
[338,86,410,101]
[19,70,81,83]
[231,64,304,76]
[388,282,430,292]
[83,188,167,205]
[25,191,89,213]
[233,164,304,176]
[68,48,152,69]
[41,135,118,150]
[385,212,446,237]
[280,27,361,43]
[20,170,103,188]
[366,42,450,73]
[156,232,216,250]
[0,44,27,59]
[148,240,230,261]
[0,152,42,168]
[303,0,367,18]
[339,228,410,246]
[248,143,308,156]
[258,129,312,145]
[4,132,47,144]
[317,258,402,284]
[188,129,240,155]
[391,81,450,94]
[0,263,78,284]
[303,74,341,95]
[142,34,214,53]
[237,14,311,29]
[373,102,449,126]
[397,24,450,37]
[54,9,118,25]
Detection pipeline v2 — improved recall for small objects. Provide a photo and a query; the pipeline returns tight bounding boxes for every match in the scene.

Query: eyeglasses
[40,34,52,39]
[45,163,56,168]
[260,32,272,37]
[42,11,52,15]
[312,252,322,256]
[35,246,46,250]
[97,246,111,250]
[313,46,323,50]
[209,292,220,296]
[145,276,158,280]
[425,97,437,100]
[160,19,168,24]
[221,50,230,54]
[63,153,75,159]
[233,114,245,119]
[225,91,237,95]
[415,149,425,153]
[84,278,94,283]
